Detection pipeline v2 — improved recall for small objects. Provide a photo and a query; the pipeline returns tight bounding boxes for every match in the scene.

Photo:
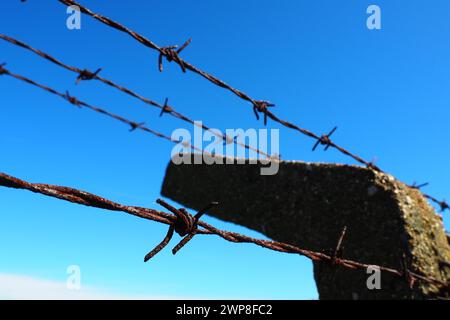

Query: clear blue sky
[0,1,449,299]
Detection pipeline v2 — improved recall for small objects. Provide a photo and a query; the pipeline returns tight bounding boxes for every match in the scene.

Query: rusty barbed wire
[54,0,378,166]
[0,63,207,154]
[0,171,448,292]
[0,34,271,159]
[52,0,449,213]
[425,194,450,213]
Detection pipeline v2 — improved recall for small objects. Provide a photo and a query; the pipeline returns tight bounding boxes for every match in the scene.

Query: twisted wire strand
[0,171,447,291]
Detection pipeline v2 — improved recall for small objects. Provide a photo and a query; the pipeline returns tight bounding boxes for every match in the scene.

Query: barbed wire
[52,0,449,213]
[53,0,380,169]
[0,63,207,154]
[0,171,448,293]
[0,34,271,159]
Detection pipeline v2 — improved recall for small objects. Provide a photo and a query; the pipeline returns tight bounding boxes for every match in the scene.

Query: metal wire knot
[400,254,416,289]
[144,199,218,262]
[129,122,145,132]
[313,126,337,151]
[64,91,81,107]
[253,100,275,125]
[330,226,347,266]
[439,201,449,212]
[159,98,173,117]
[76,68,102,84]
[159,38,191,73]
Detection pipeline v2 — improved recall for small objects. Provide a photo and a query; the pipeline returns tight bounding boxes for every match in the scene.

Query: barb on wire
[330,226,347,266]
[411,182,430,190]
[64,91,81,107]
[159,38,191,73]
[0,33,271,159]
[129,122,145,132]
[443,202,450,212]
[145,199,220,261]
[424,194,449,213]
[159,98,172,117]
[0,171,448,290]
[76,68,102,84]
[313,126,338,152]
[223,134,238,147]
[400,254,416,290]
[253,100,275,126]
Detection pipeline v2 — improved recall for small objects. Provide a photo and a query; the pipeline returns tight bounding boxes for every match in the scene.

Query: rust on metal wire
[424,194,450,213]
[0,0,445,299]
[400,254,416,290]
[330,226,347,266]
[0,171,448,291]
[49,1,449,212]
[76,68,102,84]
[144,199,219,260]
[252,100,275,126]
[159,98,173,117]
[313,126,338,152]
[52,1,378,167]
[159,38,191,73]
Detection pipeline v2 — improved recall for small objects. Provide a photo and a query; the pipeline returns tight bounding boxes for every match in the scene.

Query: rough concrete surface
[161,154,450,300]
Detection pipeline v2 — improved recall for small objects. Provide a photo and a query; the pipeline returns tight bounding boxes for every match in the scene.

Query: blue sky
[0,1,449,299]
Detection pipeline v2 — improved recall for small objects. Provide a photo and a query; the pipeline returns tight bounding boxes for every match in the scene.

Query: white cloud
[0,273,190,300]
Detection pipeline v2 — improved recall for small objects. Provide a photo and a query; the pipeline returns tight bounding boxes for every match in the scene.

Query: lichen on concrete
[161,154,450,299]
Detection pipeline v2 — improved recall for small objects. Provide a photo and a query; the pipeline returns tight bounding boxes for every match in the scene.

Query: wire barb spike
[76,68,102,84]
[159,97,172,117]
[313,126,337,151]
[411,182,430,190]
[144,199,219,261]
[64,91,81,108]
[330,226,347,266]
[129,122,145,132]
[439,200,449,213]
[252,100,275,125]
[400,253,416,290]
[158,38,192,73]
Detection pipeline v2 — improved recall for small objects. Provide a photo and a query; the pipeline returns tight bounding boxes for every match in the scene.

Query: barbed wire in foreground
[52,0,449,213]
[0,34,270,159]
[0,171,448,293]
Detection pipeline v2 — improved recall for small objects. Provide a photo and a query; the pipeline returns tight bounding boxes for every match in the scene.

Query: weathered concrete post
[161,154,450,299]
